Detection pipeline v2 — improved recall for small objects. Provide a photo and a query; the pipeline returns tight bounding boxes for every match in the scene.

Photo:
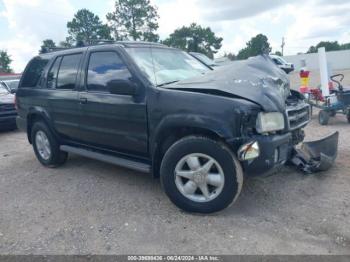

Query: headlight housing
[256,112,285,133]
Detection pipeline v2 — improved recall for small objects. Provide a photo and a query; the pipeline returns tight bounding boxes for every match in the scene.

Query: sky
[1,0,350,72]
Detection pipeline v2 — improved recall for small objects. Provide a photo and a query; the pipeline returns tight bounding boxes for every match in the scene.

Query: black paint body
[16,42,310,176]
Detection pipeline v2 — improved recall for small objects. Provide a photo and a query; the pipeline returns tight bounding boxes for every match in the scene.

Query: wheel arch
[151,116,234,178]
[26,107,53,144]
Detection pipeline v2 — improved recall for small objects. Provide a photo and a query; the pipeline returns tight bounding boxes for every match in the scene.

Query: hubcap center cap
[193,171,206,184]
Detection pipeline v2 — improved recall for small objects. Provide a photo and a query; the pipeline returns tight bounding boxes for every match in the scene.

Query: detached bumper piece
[290,132,339,173]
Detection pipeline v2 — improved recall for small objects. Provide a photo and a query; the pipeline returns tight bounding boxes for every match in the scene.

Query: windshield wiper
[156,80,180,87]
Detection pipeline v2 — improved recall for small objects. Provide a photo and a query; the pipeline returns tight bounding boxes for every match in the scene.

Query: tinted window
[47,57,62,89]
[87,52,132,92]
[21,57,49,88]
[57,54,82,90]
[272,58,282,65]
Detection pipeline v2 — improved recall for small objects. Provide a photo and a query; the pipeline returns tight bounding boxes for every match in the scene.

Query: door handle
[79,97,88,104]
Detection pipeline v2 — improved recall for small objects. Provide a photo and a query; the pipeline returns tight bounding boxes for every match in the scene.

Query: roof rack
[42,40,167,54]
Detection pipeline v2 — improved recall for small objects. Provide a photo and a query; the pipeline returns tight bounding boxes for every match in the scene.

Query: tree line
[307,41,350,53]
[39,0,223,59]
[2,0,350,73]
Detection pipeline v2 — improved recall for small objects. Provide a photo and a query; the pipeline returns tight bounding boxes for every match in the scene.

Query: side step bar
[60,145,151,173]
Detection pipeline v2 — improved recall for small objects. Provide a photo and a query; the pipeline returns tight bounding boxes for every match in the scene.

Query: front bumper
[230,133,292,176]
[0,114,17,130]
[229,131,338,176]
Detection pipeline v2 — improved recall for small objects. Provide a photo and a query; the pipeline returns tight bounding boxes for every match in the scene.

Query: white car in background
[270,54,294,74]
[0,79,20,94]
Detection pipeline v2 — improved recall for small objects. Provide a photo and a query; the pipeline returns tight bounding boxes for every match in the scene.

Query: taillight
[14,94,18,111]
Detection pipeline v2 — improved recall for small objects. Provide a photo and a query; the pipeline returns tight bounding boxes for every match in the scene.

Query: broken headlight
[256,112,285,133]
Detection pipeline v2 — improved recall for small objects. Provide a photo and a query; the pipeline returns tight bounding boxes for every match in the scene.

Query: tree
[341,43,350,50]
[224,52,236,61]
[307,41,341,53]
[236,34,272,60]
[39,39,56,54]
[163,23,223,58]
[0,50,13,73]
[67,9,112,46]
[107,0,159,42]
[59,39,73,48]
[273,51,283,56]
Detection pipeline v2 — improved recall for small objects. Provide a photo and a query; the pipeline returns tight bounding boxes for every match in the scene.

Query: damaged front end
[166,55,339,174]
[290,132,339,174]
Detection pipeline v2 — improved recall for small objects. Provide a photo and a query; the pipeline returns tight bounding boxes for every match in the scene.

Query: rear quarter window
[20,57,49,88]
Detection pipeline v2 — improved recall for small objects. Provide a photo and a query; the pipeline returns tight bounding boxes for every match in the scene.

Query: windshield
[126,47,210,86]
[0,84,9,95]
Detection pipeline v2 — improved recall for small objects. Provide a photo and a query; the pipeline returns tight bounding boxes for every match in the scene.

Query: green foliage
[341,43,350,50]
[67,9,112,45]
[307,41,340,53]
[162,23,223,58]
[306,41,350,53]
[39,39,56,54]
[236,34,271,60]
[107,0,159,41]
[58,37,74,48]
[224,52,236,61]
[273,51,283,56]
[0,50,13,73]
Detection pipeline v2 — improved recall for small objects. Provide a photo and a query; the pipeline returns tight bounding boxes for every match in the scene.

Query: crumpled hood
[166,55,291,112]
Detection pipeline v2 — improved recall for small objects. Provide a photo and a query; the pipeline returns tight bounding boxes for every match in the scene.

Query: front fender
[151,113,235,148]
[149,113,238,178]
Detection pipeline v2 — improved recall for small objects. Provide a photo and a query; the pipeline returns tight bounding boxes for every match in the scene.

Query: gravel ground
[0,71,349,254]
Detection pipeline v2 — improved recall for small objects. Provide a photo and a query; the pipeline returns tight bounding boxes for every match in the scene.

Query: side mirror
[107,79,138,96]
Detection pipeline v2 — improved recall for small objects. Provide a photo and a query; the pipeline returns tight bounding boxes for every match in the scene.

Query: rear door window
[47,57,62,89]
[20,57,49,88]
[56,53,82,90]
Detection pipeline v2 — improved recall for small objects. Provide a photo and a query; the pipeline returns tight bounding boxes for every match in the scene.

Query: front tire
[160,136,243,213]
[31,121,67,167]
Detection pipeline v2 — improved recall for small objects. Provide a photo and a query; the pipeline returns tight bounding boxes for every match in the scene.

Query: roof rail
[42,40,167,54]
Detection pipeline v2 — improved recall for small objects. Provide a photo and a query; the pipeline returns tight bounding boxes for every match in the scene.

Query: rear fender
[27,106,54,143]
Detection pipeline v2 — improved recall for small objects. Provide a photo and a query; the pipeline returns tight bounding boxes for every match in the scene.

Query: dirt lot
[0,73,350,255]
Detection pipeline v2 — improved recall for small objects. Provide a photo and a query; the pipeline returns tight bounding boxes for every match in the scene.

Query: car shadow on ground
[59,153,330,218]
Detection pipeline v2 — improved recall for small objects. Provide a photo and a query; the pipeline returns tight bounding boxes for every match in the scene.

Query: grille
[0,104,15,112]
[286,103,310,130]
[0,104,16,118]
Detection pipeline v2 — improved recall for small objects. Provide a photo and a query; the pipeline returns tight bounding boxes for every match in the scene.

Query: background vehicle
[306,74,350,125]
[189,52,217,68]
[270,54,294,74]
[0,83,17,130]
[0,79,20,94]
[16,42,336,213]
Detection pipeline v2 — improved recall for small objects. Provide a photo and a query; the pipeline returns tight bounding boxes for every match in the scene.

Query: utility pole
[281,37,285,56]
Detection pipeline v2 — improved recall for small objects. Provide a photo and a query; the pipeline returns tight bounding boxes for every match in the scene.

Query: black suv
[16,41,313,213]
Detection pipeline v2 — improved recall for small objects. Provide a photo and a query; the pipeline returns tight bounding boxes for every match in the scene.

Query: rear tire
[31,121,67,167]
[319,110,330,125]
[160,136,243,213]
